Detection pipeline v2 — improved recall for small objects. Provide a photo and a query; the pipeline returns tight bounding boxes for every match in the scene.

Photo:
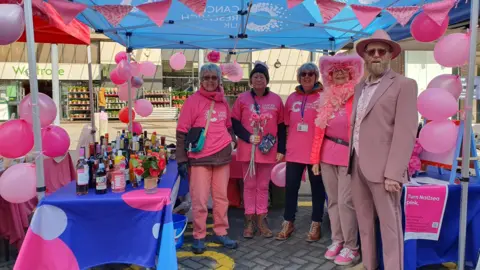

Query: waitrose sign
[0,62,101,81]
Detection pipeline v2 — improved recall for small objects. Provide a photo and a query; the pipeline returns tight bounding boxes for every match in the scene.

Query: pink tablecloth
[0,154,76,248]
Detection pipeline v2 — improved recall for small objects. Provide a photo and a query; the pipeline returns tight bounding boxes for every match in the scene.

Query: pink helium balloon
[419,120,457,154]
[228,73,243,82]
[141,61,156,77]
[117,60,132,81]
[134,99,153,117]
[417,88,457,120]
[41,125,70,158]
[410,13,449,43]
[0,5,25,45]
[434,33,470,67]
[0,120,34,158]
[132,121,143,134]
[427,74,463,100]
[0,163,36,203]
[19,93,57,128]
[130,62,142,76]
[115,52,128,64]
[110,68,127,85]
[131,76,144,88]
[118,84,137,102]
[271,162,286,187]
[169,52,187,71]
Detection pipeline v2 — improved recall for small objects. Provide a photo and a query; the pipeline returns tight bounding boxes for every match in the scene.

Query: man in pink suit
[348,30,418,270]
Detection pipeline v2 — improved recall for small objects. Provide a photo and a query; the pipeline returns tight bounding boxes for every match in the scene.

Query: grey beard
[367,62,389,76]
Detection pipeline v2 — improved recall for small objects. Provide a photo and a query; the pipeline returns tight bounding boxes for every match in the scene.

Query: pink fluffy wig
[319,53,364,87]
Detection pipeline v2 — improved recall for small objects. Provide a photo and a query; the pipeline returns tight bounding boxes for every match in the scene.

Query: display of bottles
[95,163,107,194]
[76,147,89,195]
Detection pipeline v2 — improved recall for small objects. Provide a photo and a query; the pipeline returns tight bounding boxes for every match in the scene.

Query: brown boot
[257,214,273,238]
[243,214,255,239]
[306,221,321,242]
[275,221,294,241]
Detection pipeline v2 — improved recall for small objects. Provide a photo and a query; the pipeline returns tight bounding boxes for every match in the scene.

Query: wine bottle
[76,147,89,195]
[95,163,107,195]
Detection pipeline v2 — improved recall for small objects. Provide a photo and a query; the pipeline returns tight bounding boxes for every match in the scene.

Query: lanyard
[251,91,261,115]
[300,95,308,121]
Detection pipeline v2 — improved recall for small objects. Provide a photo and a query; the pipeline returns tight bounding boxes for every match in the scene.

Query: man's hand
[312,164,321,176]
[276,153,284,162]
[249,135,261,145]
[384,178,401,193]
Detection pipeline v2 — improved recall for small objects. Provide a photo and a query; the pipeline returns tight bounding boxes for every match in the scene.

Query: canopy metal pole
[458,0,479,269]
[126,33,133,132]
[23,0,46,201]
[51,44,60,125]
[87,45,96,142]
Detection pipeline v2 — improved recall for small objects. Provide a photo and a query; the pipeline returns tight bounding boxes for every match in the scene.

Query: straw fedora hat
[355,29,402,59]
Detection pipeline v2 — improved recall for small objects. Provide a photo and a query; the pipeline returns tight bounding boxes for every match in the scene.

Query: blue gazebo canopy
[73,0,426,52]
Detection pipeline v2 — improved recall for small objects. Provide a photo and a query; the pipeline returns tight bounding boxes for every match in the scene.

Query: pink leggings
[242,162,275,215]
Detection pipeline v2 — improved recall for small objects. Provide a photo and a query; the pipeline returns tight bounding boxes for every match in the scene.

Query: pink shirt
[320,108,350,166]
[231,91,284,163]
[177,91,232,159]
[285,91,321,164]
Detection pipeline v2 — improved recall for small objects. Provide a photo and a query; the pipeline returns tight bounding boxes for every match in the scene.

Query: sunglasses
[301,72,315,78]
[202,75,218,81]
[365,48,389,57]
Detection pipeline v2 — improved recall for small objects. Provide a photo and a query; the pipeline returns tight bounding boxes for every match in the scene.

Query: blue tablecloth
[15,160,180,270]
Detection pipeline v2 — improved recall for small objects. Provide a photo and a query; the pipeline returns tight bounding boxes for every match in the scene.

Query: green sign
[12,65,65,77]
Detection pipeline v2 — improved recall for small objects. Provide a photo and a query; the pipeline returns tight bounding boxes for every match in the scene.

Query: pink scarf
[198,86,226,102]
[315,81,355,128]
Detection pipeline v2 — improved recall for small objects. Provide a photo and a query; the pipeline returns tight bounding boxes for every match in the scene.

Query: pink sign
[404,185,448,241]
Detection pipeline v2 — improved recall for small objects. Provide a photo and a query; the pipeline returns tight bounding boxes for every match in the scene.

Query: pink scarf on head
[198,86,226,102]
[315,81,355,128]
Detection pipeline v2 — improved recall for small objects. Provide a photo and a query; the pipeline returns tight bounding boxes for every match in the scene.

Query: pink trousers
[189,164,230,239]
[321,163,358,250]
[242,162,274,215]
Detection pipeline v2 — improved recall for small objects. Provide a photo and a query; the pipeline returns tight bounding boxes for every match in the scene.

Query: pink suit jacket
[347,69,418,184]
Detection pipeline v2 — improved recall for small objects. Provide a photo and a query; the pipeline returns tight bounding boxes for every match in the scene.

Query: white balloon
[0,4,25,46]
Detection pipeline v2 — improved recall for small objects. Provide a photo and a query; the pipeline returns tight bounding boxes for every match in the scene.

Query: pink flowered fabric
[179,0,206,16]
[352,80,380,154]
[350,4,382,29]
[93,5,133,27]
[422,0,455,26]
[386,6,419,27]
[408,140,423,176]
[316,0,346,24]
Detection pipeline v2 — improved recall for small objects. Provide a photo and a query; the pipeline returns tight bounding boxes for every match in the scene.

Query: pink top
[231,91,284,163]
[320,108,350,166]
[177,91,232,159]
[285,90,321,164]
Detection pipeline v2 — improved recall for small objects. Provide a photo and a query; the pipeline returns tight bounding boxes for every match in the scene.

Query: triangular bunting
[287,0,304,9]
[422,0,455,26]
[31,0,49,22]
[48,0,87,25]
[350,4,382,29]
[178,0,206,16]
[137,0,172,27]
[386,6,419,26]
[92,5,133,27]
[316,0,346,24]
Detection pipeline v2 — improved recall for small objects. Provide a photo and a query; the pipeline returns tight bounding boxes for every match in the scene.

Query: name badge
[297,123,309,132]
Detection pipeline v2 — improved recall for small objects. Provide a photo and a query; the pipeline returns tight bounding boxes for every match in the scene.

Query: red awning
[14,0,90,45]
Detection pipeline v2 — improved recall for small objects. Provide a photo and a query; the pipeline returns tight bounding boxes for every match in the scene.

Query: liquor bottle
[138,134,144,152]
[95,163,107,194]
[112,150,126,193]
[129,153,137,188]
[105,133,109,145]
[76,147,89,195]
[88,144,96,189]
[151,132,157,148]
[116,131,121,150]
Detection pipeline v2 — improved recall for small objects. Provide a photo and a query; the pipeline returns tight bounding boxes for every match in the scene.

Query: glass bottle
[111,150,126,193]
[76,147,89,195]
[95,163,107,195]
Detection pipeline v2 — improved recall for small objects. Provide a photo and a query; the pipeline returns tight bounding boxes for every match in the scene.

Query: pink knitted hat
[319,53,364,87]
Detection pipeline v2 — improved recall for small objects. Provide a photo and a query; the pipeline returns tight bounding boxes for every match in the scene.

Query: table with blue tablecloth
[14,160,180,270]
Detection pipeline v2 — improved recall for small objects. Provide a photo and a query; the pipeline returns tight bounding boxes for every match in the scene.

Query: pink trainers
[324,241,343,260]
[334,247,360,266]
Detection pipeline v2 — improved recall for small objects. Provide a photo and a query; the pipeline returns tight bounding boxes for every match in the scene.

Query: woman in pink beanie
[310,53,364,266]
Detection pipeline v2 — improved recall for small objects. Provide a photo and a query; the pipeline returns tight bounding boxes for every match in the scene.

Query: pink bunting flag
[316,0,347,24]
[287,0,304,9]
[32,0,49,22]
[178,0,206,16]
[137,0,172,27]
[350,4,382,29]
[422,0,455,26]
[386,6,419,26]
[92,5,133,27]
[48,0,87,25]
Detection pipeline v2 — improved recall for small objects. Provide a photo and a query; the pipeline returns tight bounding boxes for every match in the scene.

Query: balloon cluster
[0,94,71,203]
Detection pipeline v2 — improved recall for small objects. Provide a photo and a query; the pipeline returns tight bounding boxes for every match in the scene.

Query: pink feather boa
[315,81,355,128]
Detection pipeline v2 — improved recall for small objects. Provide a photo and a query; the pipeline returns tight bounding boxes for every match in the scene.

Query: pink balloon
[417,88,458,120]
[0,120,34,158]
[118,84,137,102]
[0,163,36,203]
[169,52,187,71]
[271,162,286,187]
[117,60,132,81]
[134,99,153,117]
[115,52,128,64]
[131,76,144,88]
[19,93,57,128]
[427,74,463,100]
[0,5,25,45]
[141,61,156,77]
[130,62,141,76]
[41,125,70,158]
[410,13,449,43]
[434,33,470,67]
[419,120,457,154]
[228,73,243,82]
[110,68,127,85]
[132,121,143,134]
